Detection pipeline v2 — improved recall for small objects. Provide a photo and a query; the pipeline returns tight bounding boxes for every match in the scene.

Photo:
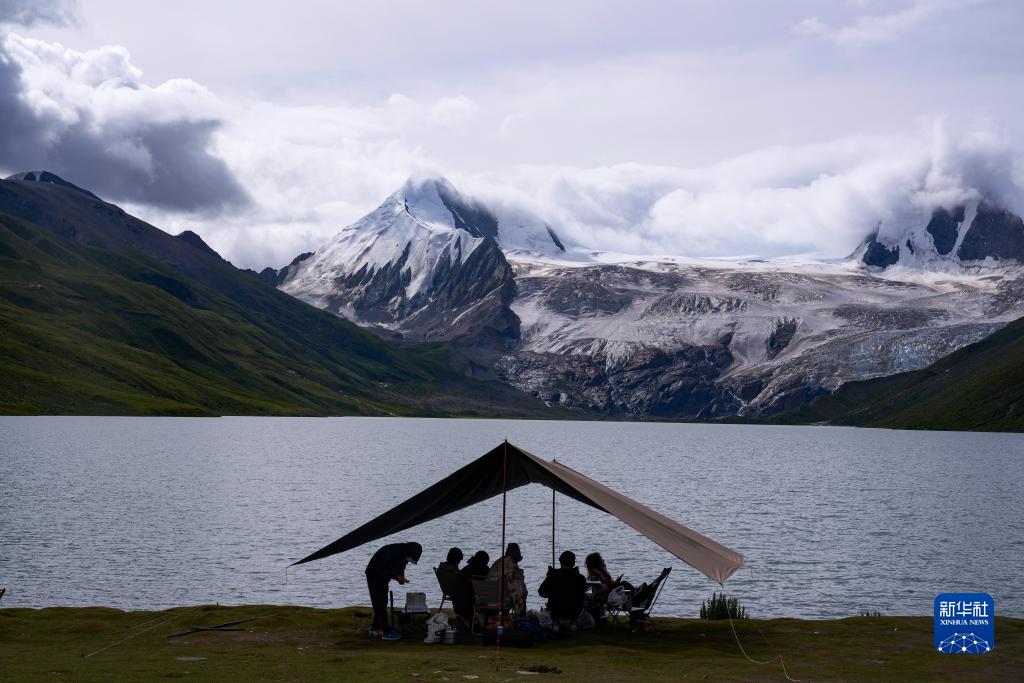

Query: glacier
[275,177,1024,418]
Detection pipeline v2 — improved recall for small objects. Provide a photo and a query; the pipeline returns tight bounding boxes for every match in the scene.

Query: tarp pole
[496,439,508,670]
[551,489,556,567]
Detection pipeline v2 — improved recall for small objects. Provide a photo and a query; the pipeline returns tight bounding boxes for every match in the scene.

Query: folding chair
[434,565,458,611]
[603,586,633,624]
[352,610,373,635]
[471,577,511,634]
[401,591,430,631]
[405,591,429,614]
[628,567,671,624]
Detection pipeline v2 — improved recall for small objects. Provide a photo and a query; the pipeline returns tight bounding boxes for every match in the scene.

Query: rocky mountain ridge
[264,177,1024,418]
[857,199,1024,269]
[276,177,565,348]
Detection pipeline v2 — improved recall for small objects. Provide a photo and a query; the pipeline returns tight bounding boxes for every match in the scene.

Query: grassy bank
[1,605,1020,681]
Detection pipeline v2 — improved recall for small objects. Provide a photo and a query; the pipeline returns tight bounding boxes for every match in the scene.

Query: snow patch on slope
[282,177,485,305]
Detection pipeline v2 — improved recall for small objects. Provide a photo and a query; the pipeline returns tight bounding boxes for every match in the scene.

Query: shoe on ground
[382,631,402,640]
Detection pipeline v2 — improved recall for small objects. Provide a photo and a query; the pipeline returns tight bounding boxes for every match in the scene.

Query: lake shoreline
[8,411,1024,435]
[2,604,1021,681]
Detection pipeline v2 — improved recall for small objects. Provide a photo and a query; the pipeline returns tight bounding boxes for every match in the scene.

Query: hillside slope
[773,314,1024,431]
[0,173,557,417]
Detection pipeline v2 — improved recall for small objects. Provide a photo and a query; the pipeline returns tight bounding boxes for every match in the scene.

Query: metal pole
[496,439,508,670]
[551,489,556,567]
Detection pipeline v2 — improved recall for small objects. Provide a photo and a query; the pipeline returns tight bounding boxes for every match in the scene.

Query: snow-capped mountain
[273,178,1024,418]
[856,199,1024,269]
[278,177,565,346]
[503,256,1019,416]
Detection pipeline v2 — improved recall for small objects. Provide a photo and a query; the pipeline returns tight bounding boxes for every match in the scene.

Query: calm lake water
[1,417,1022,619]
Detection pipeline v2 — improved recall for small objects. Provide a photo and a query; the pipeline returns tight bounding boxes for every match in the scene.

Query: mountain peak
[5,170,100,200]
[388,175,566,253]
[398,174,456,196]
[386,175,502,239]
[175,230,224,260]
[857,199,1024,269]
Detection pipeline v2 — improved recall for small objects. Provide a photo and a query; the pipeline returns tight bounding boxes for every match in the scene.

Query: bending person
[365,541,422,638]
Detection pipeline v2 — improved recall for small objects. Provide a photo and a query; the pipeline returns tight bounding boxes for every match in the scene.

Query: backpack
[607,585,628,608]
[577,610,596,631]
[423,613,449,644]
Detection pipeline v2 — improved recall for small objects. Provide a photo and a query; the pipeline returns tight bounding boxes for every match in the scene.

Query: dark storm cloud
[0,41,46,156]
[0,0,77,27]
[0,37,249,213]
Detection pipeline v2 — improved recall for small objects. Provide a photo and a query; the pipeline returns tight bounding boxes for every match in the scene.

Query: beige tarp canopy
[294,441,744,584]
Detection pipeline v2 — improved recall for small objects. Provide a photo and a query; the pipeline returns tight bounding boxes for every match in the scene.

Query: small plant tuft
[699,592,748,620]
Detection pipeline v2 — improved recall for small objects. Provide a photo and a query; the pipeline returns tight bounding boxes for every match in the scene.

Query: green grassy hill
[774,314,1024,431]
[0,175,556,417]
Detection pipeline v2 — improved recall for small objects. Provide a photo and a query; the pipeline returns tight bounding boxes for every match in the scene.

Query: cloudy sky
[1,0,1023,267]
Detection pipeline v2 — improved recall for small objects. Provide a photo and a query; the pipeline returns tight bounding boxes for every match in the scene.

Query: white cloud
[133,98,439,268]
[127,113,1024,269]
[461,121,1023,260]
[792,17,832,40]
[0,0,77,27]
[387,92,414,107]
[4,3,1024,269]
[794,1,975,47]
[0,32,246,211]
[429,95,479,127]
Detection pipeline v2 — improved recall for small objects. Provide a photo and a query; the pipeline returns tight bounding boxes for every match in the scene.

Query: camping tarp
[293,442,744,584]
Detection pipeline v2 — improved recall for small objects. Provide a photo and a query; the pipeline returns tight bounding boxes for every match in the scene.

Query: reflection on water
[1,416,1021,618]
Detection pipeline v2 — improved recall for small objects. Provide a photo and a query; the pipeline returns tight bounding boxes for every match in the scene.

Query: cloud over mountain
[461,121,1024,259]
[0,32,247,212]
[0,0,77,27]
[2,2,1023,269]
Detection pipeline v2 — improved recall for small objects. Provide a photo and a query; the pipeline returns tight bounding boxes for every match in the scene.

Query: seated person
[584,552,634,605]
[453,550,489,627]
[538,550,587,623]
[489,542,527,616]
[436,546,463,589]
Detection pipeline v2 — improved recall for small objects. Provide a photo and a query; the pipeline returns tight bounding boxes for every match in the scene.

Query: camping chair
[471,577,512,634]
[352,609,373,635]
[434,565,458,611]
[602,585,633,624]
[627,567,672,625]
[400,591,430,632]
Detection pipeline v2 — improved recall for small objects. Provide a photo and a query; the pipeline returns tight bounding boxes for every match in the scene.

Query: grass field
[1,605,1020,682]
[0,209,559,420]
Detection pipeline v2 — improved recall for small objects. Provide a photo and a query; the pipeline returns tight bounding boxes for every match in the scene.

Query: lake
[1,417,1021,619]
